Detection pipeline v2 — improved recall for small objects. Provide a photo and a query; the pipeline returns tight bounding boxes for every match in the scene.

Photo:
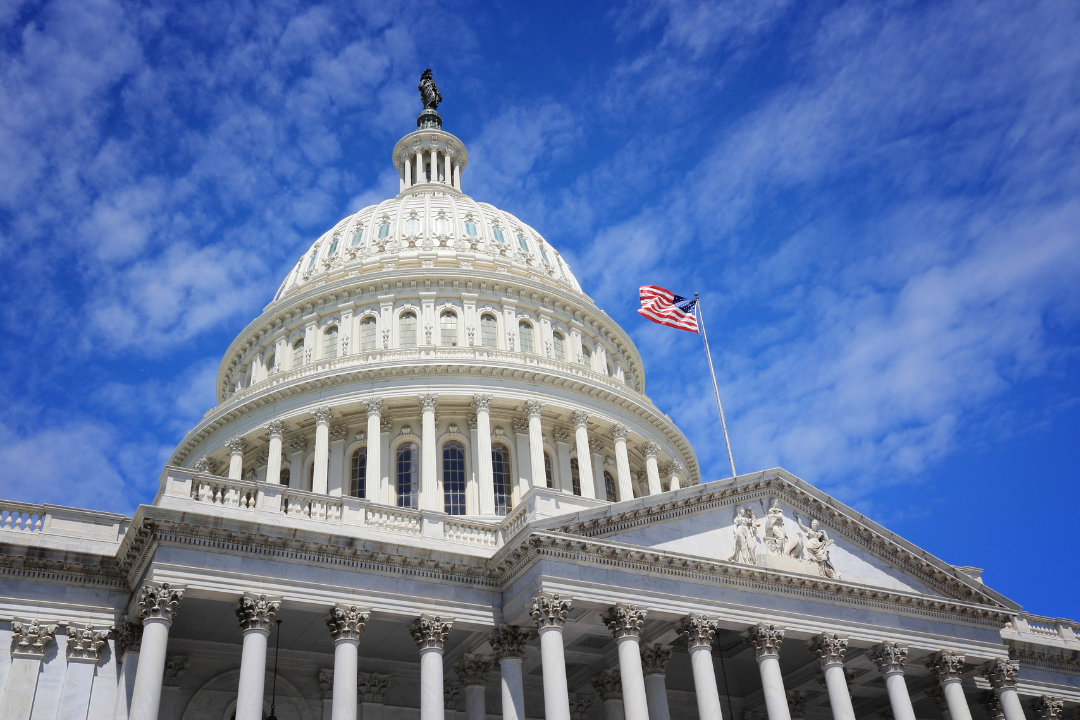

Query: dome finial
[417,69,443,129]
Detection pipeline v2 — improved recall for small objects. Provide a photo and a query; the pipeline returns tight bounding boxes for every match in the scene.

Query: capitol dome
[171,79,699,516]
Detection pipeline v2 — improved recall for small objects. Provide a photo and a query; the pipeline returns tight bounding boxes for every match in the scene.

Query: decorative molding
[329,425,350,442]
[746,624,784,660]
[807,633,848,668]
[869,642,908,676]
[10,618,57,657]
[602,602,646,641]
[524,400,545,418]
[364,398,384,416]
[551,427,571,443]
[512,419,530,435]
[452,654,493,687]
[443,681,462,710]
[117,621,142,656]
[136,582,184,624]
[237,594,280,633]
[1033,696,1063,720]
[193,457,220,474]
[289,437,308,453]
[66,623,110,661]
[608,424,629,442]
[640,441,661,458]
[227,437,249,455]
[787,690,812,718]
[472,394,493,412]
[981,691,1006,720]
[488,624,528,660]
[409,614,452,651]
[327,605,370,643]
[419,394,439,413]
[318,668,334,699]
[927,683,950,712]
[380,417,393,433]
[358,672,391,703]
[531,591,571,630]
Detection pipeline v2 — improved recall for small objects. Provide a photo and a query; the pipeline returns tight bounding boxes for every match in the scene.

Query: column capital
[358,672,392,703]
[488,624,529,659]
[452,653,494,687]
[329,424,349,442]
[409,614,452,651]
[807,633,848,668]
[237,594,280,634]
[601,602,646,641]
[364,398,385,416]
[926,684,950,713]
[868,641,908,676]
[326,604,370,643]
[444,681,462,710]
[676,613,716,650]
[312,406,333,425]
[926,649,966,683]
[1033,696,1063,720]
[589,437,604,454]
[787,690,811,719]
[318,668,334,699]
[472,394,493,412]
[136,582,185,625]
[10,618,57,657]
[640,441,661,458]
[569,410,590,428]
[524,400,545,418]
[117,621,143,656]
[608,423,629,442]
[982,658,1019,690]
[289,436,308,453]
[551,427,571,443]
[746,623,785,660]
[591,668,622,701]
[512,418,530,436]
[419,394,439,412]
[640,643,672,676]
[531,591,572,630]
[162,655,190,687]
[569,694,596,719]
[265,420,287,439]
[227,436,249,455]
[66,622,110,662]
[981,691,1006,719]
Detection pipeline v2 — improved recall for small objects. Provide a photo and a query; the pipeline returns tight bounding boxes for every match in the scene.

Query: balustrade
[192,478,257,509]
[0,502,45,532]
[281,489,342,521]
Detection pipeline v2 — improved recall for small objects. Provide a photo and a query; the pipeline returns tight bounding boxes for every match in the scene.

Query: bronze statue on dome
[419,69,442,110]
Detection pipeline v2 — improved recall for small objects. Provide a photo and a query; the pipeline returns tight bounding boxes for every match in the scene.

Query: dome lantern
[393,69,468,193]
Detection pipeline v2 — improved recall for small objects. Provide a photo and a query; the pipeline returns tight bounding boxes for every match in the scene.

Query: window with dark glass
[544,452,554,489]
[552,332,565,362]
[293,338,304,367]
[440,311,458,346]
[518,322,534,354]
[604,470,617,501]
[492,443,512,516]
[350,447,367,498]
[279,467,290,485]
[443,441,467,515]
[396,442,419,508]
[570,457,582,496]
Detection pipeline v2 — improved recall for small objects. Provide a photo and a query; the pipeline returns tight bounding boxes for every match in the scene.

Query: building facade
[0,76,1077,720]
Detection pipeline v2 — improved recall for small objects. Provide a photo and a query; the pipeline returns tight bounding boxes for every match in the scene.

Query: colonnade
[115,583,1039,720]
[401,141,462,191]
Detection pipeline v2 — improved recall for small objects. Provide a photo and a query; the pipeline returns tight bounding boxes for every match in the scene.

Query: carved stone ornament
[807,633,848,668]
[927,683,950,712]
[254,450,269,468]
[746,623,785,660]
[982,658,1019,690]
[640,643,672,676]
[472,394,493,412]
[364,398,384,416]
[318,668,334,699]
[312,406,333,425]
[193,456,220,474]
[443,681,462,710]
[326,605,370,643]
[380,416,393,433]
[531,592,572,630]
[66,623,110,661]
[787,690,812,718]
[162,655,190,687]
[676,613,717,650]
[569,693,595,720]
[569,410,589,429]
[640,441,661,458]
[591,668,622,700]
[329,425,350,442]
[453,653,494,687]
[419,394,439,413]
[512,418,530,435]
[981,691,1006,720]
[466,414,478,430]
[227,436,249,455]
[608,424,629,442]
[11,618,58,656]
[137,582,185,624]
[551,427,571,443]
[237,594,280,633]
[1033,697,1064,720]
[488,624,529,659]
[601,602,646,641]
[927,649,966,682]
[869,642,908,676]
[409,615,452,651]
[289,437,308,453]
[589,438,604,454]
[358,672,391,703]
[524,400,545,418]
[117,621,143,656]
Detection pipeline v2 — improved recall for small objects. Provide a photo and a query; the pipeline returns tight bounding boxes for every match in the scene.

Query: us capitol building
[1,72,1076,720]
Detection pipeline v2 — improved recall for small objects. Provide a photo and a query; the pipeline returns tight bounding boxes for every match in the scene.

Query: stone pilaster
[11,618,58,656]
[1033,697,1063,720]
[66,623,110,661]
[118,621,143,656]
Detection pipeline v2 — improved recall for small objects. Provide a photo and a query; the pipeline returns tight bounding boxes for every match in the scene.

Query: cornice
[1008,643,1080,674]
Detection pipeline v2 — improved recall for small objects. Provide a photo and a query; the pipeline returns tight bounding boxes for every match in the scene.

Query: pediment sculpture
[728,500,840,580]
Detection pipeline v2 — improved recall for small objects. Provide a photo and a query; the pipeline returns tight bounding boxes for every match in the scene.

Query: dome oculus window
[378,222,390,239]
[327,237,339,256]
[518,321,534,354]
[493,227,505,243]
[306,251,318,270]
[539,244,550,265]
[465,221,477,237]
[440,311,458,346]
[480,314,498,349]
[360,316,377,351]
[435,217,449,234]
[400,311,418,348]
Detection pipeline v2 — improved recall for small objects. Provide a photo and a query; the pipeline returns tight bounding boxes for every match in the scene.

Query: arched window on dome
[406,218,420,235]
[360,316,377,351]
[435,216,450,235]
[440,311,458,346]
[400,311,417,348]
[604,470,617,502]
[350,446,366,498]
[539,243,551,265]
[279,467,290,485]
[493,227,505,244]
[517,234,529,252]
[543,451,554,489]
[396,441,419,508]
[378,222,390,239]
[442,440,466,515]
[518,321,534,354]
[293,338,305,367]
[350,228,364,247]
[465,221,478,237]
[582,344,592,369]
[306,250,319,271]
[327,236,339,257]
[552,332,566,362]
[266,352,276,376]
[491,443,512,516]
[480,314,498,349]
[570,457,582,496]
[324,326,338,359]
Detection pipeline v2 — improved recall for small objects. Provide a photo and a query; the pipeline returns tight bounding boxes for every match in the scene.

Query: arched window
[492,443,512,516]
[582,345,592,368]
[604,470,617,502]
[465,221,478,237]
[552,333,565,362]
[517,234,529,252]
[480,314,498,349]
[306,251,318,270]
[442,441,466,515]
[266,352,276,376]
[396,442,419,508]
[350,228,364,247]
[360,317,377,351]
[279,467,290,485]
[400,311,417,348]
[570,457,582,496]
[493,227,505,244]
[378,222,390,239]
[518,321,534,354]
[324,326,338,359]
[440,311,458,346]
[406,218,420,235]
[543,452,554,489]
[539,243,550,265]
[350,447,366,498]
[293,338,304,367]
[327,236,339,256]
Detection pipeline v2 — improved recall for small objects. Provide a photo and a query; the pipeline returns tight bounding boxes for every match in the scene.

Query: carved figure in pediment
[763,499,806,558]
[728,506,760,565]
[794,513,840,579]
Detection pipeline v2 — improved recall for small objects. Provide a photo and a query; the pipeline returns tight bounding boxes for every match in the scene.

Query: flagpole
[695,293,737,478]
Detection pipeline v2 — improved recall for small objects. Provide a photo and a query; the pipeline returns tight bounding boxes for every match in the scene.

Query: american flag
[637,285,699,333]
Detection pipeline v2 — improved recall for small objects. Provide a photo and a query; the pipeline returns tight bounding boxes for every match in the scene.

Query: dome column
[473,395,495,515]
[443,151,451,186]
[312,407,333,494]
[569,411,596,498]
[403,153,411,190]
[641,442,663,495]
[227,437,248,480]
[525,401,547,490]
[364,400,384,501]
[264,421,286,486]
[419,395,440,511]
[609,424,633,501]
[453,161,461,190]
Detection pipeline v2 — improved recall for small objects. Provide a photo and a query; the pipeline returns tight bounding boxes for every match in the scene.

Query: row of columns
[402,144,461,191]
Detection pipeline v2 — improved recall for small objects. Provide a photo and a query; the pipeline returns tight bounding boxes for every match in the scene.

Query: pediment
[548,469,1015,608]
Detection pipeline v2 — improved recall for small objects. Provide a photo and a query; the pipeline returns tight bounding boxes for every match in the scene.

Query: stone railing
[282,489,343,522]
[1003,613,1080,647]
[366,505,422,536]
[444,517,499,548]
[191,476,257,509]
[0,501,46,532]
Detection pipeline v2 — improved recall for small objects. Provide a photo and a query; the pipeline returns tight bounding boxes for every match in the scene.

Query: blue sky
[1,0,1077,617]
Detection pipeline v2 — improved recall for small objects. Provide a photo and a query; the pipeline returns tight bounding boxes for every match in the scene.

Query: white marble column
[531,592,572,720]
[928,651,973,720]
[235,595,280,720]
[129,583,184,720]
[289,437,306,490]
[57,623,110,719]
[592,669,625,720]
[489,625,528,720]
[404,155,412,189]
[415,148,424,183]
[640,442,663,495]
[228,437,248,480]
[444,151,452,185]
[525,401,547,489]
[569,411,597,498]
[983,659,1027,720]
[0,619,58,720]
[113,622,142,720]
[364,399,383,500]
[591,439,607,501]
[666,460,683,491]
[808,634,855,720]
[869,642,917,720]
[452,654,492,720]
[512,419,532,499]
[410,615,453,720]
[609,424,633,501]
[748,624,791,720]
[473,395,495,515]
[601,603,649,720]
[641,643,672,720]
[419,394,440,511]
[328,605,369,720]
[552,427,573,492]
[312,406,332,494]
[265,421,286,485]
[677,614,723,720]
[328,425,348,496]
[379,416,392,504]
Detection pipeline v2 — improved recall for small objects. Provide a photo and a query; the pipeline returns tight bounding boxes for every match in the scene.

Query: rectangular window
[441,313,458,346]
[400,313,417,348]
[553,334,565,362]
[360,318,377,351]
[570,458,582,496]
[480,315,498,349]
[350,447,367,498]
[519,323,534,354]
